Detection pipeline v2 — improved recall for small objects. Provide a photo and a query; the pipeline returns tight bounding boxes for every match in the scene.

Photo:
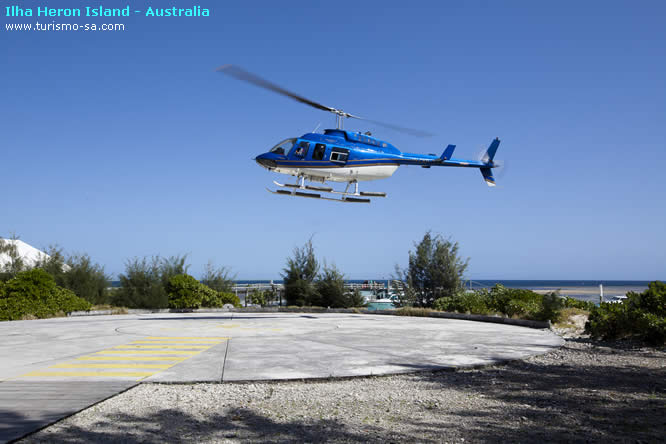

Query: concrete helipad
[0,312,562,442]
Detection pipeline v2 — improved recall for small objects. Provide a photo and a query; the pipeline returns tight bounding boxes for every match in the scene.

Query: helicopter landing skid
[269,180,386,203]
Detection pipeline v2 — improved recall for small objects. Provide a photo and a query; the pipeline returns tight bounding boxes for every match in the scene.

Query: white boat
[607,295,628,303]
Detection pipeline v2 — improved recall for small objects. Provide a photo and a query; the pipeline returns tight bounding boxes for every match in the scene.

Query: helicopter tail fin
[480,167,496,187]
[440,144,456,161]
[479,138,500,187]
[482,138,500,163]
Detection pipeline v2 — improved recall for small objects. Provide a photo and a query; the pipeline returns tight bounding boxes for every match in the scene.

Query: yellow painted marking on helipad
[23,371,155,377]
[146,336,230,340]
[215,324,241,328]
[17,335,221,380]
[76,356,187,362]
[51,363,173,369]
[114,345,210,349]
[96,350,200,355]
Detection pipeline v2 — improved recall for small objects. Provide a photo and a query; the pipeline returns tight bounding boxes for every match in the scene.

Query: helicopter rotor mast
[216,64,432,137]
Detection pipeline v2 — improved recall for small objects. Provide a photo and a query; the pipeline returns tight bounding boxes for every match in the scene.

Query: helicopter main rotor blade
[350,116,434,138]
[216,64,337,114]
[217,64,434,137]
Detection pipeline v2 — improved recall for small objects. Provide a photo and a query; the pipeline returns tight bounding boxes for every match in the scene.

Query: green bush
[59,254,110,305]
[562,296,596,311]
[167,274,204,309]
[0,268,91,321]
[113,255,189,309]
[586,301,630,340]
[346,288,367,308]
[112,257,166,308]
[432,284,564,322]
[433,291,491,314]
[586,281,665,345]
[534,292,564,322]
[217,292,241,308]
[248,289,267,306]
[200,284,221,307]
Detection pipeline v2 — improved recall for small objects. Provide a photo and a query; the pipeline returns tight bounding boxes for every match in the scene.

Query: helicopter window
[330,148,349,164]
[270,138,296,156]
[294,141,309,158]
[313,143,326,160]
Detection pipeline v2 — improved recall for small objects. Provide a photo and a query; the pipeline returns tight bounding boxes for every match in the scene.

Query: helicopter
[217,65,502,203]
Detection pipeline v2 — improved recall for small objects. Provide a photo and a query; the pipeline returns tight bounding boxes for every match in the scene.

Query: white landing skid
[269,180,387,203]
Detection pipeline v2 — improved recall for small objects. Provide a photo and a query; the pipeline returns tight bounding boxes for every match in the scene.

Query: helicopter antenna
[216,65,434,137]
[312,122,321,133]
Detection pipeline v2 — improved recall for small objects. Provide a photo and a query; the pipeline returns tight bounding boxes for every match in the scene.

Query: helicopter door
[329,147,349,165]
[312,143,326,160]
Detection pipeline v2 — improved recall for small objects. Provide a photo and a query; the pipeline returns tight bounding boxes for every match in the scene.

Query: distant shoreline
[106,279,655,302]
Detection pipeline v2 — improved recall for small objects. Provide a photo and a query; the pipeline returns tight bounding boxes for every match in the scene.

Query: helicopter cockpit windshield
[270,138,296,155]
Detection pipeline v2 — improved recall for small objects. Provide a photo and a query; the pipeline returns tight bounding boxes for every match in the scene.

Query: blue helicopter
[218,65,501,203]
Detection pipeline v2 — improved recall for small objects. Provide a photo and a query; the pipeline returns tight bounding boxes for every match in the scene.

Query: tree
[346,288,366,308]
[395,231,469,307]
[316,263,347,308]
[201,260,235,293]
[159,254,190,289]
[62,253,110,305]
[282,239,320,306]
[113,256,165,308]
[36,247,110,305]
[34,245,68,283]
[113,255,191,308]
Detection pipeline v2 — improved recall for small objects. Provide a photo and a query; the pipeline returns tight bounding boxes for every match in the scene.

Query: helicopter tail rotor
[479,138,502,187]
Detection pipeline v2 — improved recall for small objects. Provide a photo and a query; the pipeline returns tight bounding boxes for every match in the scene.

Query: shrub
[113,255,189,309]
[534,292,564,322]
[217,292,241,308]
[586,281,665,345]
[432,285,564,322]
[0,268,90,321]
[248,289,267,306]
[394,307,434,317]
[200,285,222,307]
[433,291,490,314]
[167,274,203,309]
[346,288,366,308]
[586,302,630,340]
[60,254,110,305]
[38,251,110,305]
[562,297,596,311]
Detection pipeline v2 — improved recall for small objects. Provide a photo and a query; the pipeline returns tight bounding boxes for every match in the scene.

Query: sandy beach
[532,286,647,302]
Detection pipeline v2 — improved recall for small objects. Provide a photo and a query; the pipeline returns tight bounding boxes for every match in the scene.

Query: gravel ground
[21,335,665,443]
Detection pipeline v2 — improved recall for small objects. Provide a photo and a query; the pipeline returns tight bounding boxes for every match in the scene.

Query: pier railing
[231,281,398,306]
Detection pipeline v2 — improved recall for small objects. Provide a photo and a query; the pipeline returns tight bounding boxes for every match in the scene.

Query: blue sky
[2,0,665,280]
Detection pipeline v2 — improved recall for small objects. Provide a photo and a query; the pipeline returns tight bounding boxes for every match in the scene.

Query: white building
[0,239,56,270]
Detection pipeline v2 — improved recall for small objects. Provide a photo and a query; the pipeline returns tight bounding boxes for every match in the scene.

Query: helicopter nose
[255,154,277,170]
